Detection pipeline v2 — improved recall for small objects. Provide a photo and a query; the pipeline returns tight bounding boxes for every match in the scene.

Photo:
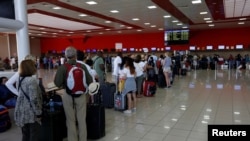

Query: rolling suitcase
[114,92,126,111]
[143,80,157,97]
[100,82,116,108]
[158,68,166,88]
[86,91,105,140]
[40,92,67,141]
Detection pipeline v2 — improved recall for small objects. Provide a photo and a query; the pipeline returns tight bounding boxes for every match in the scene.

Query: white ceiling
[6,0,249,38]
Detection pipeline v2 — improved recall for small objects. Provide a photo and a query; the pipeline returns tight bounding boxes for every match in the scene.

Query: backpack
[64,63,88,96]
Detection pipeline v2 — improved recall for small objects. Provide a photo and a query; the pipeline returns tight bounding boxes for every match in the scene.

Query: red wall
[40,27,250,53]
[40,32,164,53]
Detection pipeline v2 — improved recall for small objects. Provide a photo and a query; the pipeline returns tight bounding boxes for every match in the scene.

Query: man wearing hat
[54,46,93,141]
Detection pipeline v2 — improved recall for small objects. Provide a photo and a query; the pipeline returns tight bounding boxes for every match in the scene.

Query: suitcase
[0,105,11,133]
[40,93,67,141]
[143,80,157,97]
[100,82,116,108]
[158,69,166,88]
[86,91,105,140]
[114,92,126,111]
[181,69,187,76]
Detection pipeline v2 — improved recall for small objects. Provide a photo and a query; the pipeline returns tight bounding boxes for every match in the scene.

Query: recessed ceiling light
[127,27,132,29]
[53,7,61,10]
[69,32,74,33]
[200,12,208,15]
[206,21,213,23]
[87,30,91,32]
[105,21,112,23]
[208,24,214,27]
[137,30,142,32]
[105,29,111,31]
[37,34,42,36]
[147,5,157,9]
[39,28,45,30]
[204,18,211,20]
[99,32,103,34]
[177,23,183,25]
[41,32,47,34]
[59,30,64,32]
[238,22,245,24]
[158,28,164,30]
[86,1,97,5]
[110,10,119,13]
[117,31,122,33]
[172,20,178,23]
[132,18,140,21]
[29,33,32,34]
[192,0,201,4]
[120,25,125,27]
[144,23,150,25]
[239,18,247,20]
[182,26,188,29]
[150,25,156,27]
[79,14,87,17]
[163,15,171,18]
[52,33,57,34]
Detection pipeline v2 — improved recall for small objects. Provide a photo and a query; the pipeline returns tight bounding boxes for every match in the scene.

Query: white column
[14,0,30,64]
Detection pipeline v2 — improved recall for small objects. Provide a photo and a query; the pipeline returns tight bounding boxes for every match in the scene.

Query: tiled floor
[1,68,250,141]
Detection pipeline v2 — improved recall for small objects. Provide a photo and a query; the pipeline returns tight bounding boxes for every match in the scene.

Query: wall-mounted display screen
[165,47,171,51]
[218,45,225,50]
[164,30,189,45]
[189,46,195,50]
[130,48,135,51]
[122,48,127,52]
[151,47,157,51]
[206,45,213,50]
[236,45,243,49]
[0,0,15,19]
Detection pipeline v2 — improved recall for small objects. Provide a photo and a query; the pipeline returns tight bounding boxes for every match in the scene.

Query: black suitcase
[86,91,105,140]
[86,105,105,139]
[40,93,67,141]
[158,69,166,88]
[181,69,187,76]
[40,111,67,141]
[100,82,116,108]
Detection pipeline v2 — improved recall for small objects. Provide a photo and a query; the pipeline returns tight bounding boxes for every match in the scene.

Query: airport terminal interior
[1,68,250,141]
[1,0,250,141]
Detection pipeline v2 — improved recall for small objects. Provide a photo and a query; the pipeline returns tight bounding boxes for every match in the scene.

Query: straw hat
[88,82,100,95]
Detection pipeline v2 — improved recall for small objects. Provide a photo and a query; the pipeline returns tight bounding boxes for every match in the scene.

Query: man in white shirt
[112,52,122,83]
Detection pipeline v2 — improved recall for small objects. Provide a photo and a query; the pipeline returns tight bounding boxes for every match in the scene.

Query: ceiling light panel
[192,0,202,4]
[110,10,119,13]
[200,12,208,14]
[86,1,97,5]
[147,5,157,9]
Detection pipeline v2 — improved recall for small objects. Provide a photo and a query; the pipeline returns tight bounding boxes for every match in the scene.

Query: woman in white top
[121,58,137,114]
[163,52,172,88]
[133,55,146,98]
[6,55,37,96]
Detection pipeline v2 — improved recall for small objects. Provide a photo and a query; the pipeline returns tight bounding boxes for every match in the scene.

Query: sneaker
[123,110,132,114]
[132,108,136,112]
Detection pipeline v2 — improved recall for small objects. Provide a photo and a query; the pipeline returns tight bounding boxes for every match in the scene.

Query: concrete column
[14,0,30,64]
